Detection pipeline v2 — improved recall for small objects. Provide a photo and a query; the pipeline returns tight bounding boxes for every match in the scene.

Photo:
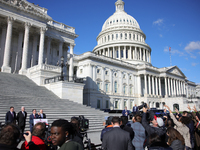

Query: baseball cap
[154,115,164,127]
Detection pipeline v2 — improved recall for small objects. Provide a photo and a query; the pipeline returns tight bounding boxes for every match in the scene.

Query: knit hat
[154,115,164,127]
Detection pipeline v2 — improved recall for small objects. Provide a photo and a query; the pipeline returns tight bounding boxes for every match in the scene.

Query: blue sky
[29,0,200,84]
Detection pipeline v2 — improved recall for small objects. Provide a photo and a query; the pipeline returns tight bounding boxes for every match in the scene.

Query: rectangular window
[97,82,100,91]
[115,101,118,109]
[80,69,83,74]
[105,83,108,93]
[106,100,109,109]
[97,100,100,109]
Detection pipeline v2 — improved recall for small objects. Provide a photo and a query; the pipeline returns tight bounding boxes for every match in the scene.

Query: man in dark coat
[17,106,27,134]
[102,116,134,150]
[5,106,16,125]
[29,109,39,132]
[132,104,138,116]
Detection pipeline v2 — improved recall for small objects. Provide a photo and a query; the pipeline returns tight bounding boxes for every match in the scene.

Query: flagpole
[169,47,172,66]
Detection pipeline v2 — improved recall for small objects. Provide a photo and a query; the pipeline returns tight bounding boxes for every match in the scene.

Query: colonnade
[140,74,186,97]
[0,16,74,75]
[95,45,151,63]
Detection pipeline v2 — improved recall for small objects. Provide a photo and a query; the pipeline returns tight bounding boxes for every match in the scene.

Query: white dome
[102,0,140,31]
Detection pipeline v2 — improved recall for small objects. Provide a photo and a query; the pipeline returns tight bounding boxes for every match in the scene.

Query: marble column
[123,46,126,59]
[149,51,151,63]
[165,77,168,97]
[110,70,113,93]
[0,24,7,67]
[159,77,162,96]
[144,74,147,96]
[152,76,155,96]
[143,49,145,61]
[92,65,96,89]
[38,27,46,65]
[69,44,74,77]
[59,42,63,60]
[155,77,158,96]
[102,67,105,91]
[173,79,176,96]
[46,37,51,64]
[19,22,31,74]
[138,75,141,97]
[118,46,121,59]
[113,47,115,58]
[1,17,14,73]
[148,75,151,95]
[171,78,174,96]
[16,30,23,72]
[108,48,110,57]
[32,34,38,66]
[168,78,171,96]
[139,47,142,60]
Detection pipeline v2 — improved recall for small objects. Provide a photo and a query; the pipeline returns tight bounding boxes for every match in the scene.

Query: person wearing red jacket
[21,122,46,150]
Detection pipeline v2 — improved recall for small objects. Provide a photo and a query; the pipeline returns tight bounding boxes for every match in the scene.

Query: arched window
[173,104,179,111]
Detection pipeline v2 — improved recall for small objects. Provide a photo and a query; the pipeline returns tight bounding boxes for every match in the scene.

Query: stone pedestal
[45,81,84,104]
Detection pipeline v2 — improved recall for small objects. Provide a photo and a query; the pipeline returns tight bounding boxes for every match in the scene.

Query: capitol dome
[102,0,140,31]
[93,0,152,65]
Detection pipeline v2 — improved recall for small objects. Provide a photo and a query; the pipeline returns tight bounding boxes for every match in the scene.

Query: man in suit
[102,116,134,150]
[132,104,138,116]
[38,109,46,119]
[5,106,16,124]
[17,106,27,134]
[29,109,39,132]
[122,106,130,117]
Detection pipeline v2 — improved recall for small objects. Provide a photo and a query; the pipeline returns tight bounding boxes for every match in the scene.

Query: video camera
[138,102,147,110]
[78,115,89,132]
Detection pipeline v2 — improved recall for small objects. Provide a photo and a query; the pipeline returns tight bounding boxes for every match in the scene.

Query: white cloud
[190,55,196,59]
[153,19,163,26]
[163,47,185,56]
[185,41,200,51]
[191,63,198,66]
[159,34,163,37]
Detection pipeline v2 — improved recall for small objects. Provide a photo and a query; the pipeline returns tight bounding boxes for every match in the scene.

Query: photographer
[141,106,166,148]
[71,117,84,149]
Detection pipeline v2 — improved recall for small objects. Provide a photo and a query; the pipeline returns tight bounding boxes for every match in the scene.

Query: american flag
[169,47,171,51]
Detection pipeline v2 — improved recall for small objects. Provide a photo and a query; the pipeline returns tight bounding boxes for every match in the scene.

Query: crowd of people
[101,104,200,150]
[0,104,200,150]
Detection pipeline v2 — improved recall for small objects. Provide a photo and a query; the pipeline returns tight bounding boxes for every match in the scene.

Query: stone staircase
[0,72,108,132]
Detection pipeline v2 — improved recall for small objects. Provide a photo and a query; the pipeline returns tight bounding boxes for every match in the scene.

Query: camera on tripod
[78,115,89,132]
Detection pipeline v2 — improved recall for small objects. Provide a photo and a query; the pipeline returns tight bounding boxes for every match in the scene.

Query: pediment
[0,0,52,20]
[167,66,186,78]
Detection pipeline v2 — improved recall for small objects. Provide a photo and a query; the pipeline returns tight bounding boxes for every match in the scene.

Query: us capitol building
[0,0,199,111]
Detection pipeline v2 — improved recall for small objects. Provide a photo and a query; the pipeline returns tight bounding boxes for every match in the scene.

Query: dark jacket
[170,139,185,150]
[120,124,134,140]
[142,113,166,147]
[17,111,27,127]
[100,125,113,141]
[5,111,16,124]
[148,141,172,150]
[102,127,134,150]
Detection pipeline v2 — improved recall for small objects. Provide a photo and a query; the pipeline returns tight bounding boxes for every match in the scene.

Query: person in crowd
[17,106,27,134]
[29,109,39,132]
[130,114,146,150]
[188,105,200,150]
[148,133,172,150]
[122,106,130,117]
[141,106,166,147]
[0,124,40,150]
[166,127,185,150]
[132,104,138,116]
[102,116,134,150]
[21,122,47,150]
[38,109,46,119]
[50,119,83,150]
[120,116,134,140]
[100,116,113,141]
[165,105,192,150]
[5,106,16,125]
[71,117,84,149]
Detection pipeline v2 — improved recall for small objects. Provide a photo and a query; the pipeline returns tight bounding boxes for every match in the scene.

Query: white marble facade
[0,0,198,111]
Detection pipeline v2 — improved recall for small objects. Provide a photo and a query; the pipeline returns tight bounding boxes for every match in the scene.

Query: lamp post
[60,56,67,81]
